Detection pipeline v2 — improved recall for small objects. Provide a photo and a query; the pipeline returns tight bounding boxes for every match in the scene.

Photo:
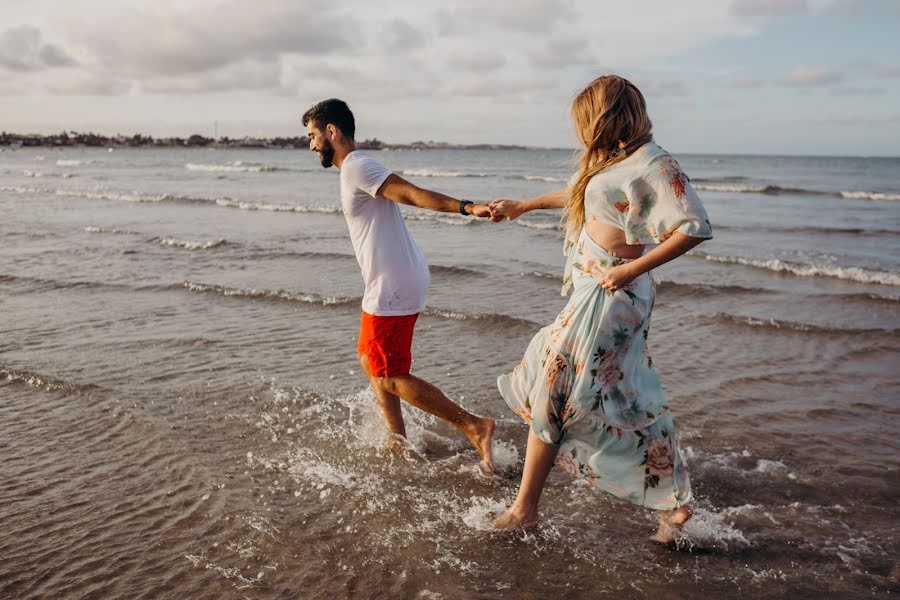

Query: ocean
[1,146,898,599]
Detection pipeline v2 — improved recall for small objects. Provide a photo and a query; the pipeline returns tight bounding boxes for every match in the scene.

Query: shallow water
[1,147,898,599]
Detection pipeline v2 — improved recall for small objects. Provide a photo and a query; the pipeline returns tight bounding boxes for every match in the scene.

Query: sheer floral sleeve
[623,155,713,245]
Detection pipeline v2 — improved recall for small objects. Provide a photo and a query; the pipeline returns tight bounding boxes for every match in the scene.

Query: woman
[489,75,712,543]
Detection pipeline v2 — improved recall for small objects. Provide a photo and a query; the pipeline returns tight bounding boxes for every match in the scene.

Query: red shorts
[357,312,418,378]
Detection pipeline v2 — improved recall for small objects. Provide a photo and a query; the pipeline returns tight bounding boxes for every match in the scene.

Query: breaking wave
[710,313,895,335]
[401,169,490,178]
[84,226,140,235]
[691,251,900,286]
[839,190,900,201]
[156,237,228,250]
[399,169,568,184]
[23,170,75,178]
[693,183,818,195]
[181,281,357,307]
[181,281,538,328]
[693,181,900,201]
[185,161,286,173]
[516,175,569,183]
[1,365,102,394]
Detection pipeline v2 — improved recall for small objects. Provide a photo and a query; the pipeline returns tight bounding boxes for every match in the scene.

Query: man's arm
[376,174,490,216]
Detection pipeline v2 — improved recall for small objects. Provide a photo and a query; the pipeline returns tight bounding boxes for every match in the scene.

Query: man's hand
[488,200,523,221]
[469,203,494,218]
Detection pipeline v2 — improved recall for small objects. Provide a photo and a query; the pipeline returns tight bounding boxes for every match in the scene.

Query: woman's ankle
[509,500,539,519]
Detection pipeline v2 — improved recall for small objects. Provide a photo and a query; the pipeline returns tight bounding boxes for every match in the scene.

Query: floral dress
[497,143,713,510]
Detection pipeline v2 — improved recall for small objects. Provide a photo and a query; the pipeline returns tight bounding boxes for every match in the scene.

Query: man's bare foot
[465,417,495,472]
[385,433,411,457]
[493,505,540,530]
[649,504,693,544]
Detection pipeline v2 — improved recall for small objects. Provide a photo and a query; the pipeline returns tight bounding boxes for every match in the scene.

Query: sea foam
[692,251,900,286]
[839,190,900,201]
[185,161,281,173]
[401,168,489,178]
[157,236,227,250]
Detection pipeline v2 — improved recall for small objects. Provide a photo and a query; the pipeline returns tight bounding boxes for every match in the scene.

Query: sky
[0,0,898,155]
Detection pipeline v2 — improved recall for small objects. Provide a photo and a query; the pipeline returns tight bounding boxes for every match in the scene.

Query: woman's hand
[597,263,639,292]
[489,200,524,222]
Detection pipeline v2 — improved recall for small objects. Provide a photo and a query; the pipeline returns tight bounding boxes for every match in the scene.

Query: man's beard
[318,139,335,168]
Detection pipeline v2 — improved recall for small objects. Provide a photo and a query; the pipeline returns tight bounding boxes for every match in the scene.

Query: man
[302,98,494,471]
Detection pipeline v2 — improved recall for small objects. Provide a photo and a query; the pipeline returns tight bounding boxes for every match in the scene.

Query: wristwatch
[459,200,473,215]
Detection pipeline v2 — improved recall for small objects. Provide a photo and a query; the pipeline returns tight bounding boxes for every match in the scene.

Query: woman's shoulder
[584,143,666,188]
[624,143,687,185]
[629,142,670,167]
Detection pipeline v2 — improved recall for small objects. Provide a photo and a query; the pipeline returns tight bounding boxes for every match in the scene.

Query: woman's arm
[597,232,705,291]
[489,189,567,221]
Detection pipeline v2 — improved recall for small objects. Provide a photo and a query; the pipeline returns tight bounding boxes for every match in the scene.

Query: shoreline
[0,132,565,152]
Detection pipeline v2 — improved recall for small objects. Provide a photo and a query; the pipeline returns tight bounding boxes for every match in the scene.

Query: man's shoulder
[342,152,384,179]
[340,152,392,199]
[344,151,385,169]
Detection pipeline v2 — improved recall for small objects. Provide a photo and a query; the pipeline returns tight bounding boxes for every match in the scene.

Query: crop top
[561,142,713,295]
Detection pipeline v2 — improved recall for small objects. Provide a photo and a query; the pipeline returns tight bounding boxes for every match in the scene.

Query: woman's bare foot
[465,417,495,472]
[650,504,693,544]
[493,505,540,530]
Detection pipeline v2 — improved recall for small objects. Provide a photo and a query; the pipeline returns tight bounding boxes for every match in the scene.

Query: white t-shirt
[339,151,430,316]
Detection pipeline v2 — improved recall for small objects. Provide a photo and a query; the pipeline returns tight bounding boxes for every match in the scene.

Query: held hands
[466,199,522,222]
[488,200,523,221]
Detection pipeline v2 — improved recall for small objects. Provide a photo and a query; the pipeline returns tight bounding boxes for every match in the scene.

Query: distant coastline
[0,131,547,151]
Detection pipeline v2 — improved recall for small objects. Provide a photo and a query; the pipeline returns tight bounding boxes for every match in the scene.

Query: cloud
[382,18,426,53]
[528,36,590,69]
[483,0,579,33]
[875,62,900,77]
[36,0,759,101]
[810,0,865,15]
[287,55,440,102]
[445,50,507,73]
[38,44,77,67]
[75,0,362,77]
[731,0,807,17]
[728,74,764,88]
[829,84,884,96]
[732,0,863,17]
[0,25,78,72]
[0,73,32,95]
[442,73,557,98]
[141,60,284,94]
[631,76,690,97]
[778,65,843,86]
[670,99,696,109]
[802,113,900,127]
[44,72,131,95]
[436,0,578,35]
[7,0,894,153]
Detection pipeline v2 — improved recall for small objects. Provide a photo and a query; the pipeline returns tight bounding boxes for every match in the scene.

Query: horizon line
[1,131,898,159]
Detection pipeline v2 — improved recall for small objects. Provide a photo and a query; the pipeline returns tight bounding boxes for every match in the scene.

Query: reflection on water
[1,147,898,598]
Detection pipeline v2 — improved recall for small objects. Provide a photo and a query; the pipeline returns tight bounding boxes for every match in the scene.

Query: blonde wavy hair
[564,75,653,241]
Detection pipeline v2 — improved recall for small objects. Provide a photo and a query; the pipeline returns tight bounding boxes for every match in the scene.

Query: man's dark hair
[302,99,355,139]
